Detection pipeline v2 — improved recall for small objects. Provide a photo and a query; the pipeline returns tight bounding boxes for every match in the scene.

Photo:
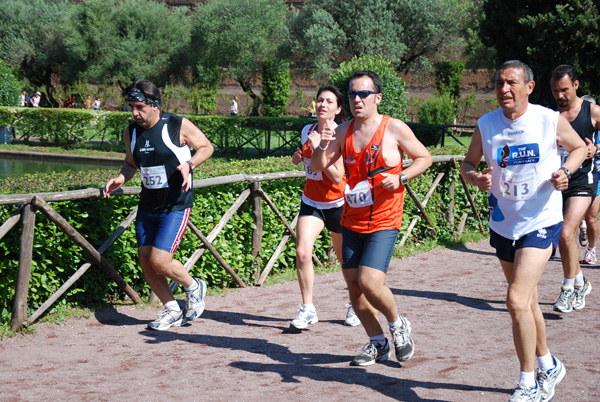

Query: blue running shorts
[135,207,190,253]
[341,227,399,273]
[489,222,562,263]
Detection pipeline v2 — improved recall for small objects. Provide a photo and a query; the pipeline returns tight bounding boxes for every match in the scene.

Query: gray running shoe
[553,286,575,313]
[509,382,541,402]
[390,316,415,361]
[185,278,207,320]
[344,303,360,327]
[290,304,318,329]
[536,355,566,401]
[148,308,187,331]
[573,278,592,310]
[351,339,391,366]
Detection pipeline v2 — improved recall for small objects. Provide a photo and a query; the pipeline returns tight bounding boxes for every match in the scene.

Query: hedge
[0,107,443,150]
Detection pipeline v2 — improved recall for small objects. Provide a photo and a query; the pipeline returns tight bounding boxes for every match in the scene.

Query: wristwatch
[399,173,409,185]
[559,166,571,179]
[186,161,196,172]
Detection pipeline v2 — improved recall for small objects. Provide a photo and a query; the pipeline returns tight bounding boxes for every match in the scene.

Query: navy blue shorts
[341,227,399,273]
[298,201,343,233]
[489,222,562,263]
[135,207,190,253]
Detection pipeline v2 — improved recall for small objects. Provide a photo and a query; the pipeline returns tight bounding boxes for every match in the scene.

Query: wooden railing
[0,155,484,330]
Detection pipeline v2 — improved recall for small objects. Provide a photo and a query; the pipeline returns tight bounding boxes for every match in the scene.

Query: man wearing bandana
[104,79,214,331]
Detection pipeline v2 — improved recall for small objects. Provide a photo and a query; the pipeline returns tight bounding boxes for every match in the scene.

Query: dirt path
[1,240,598,402]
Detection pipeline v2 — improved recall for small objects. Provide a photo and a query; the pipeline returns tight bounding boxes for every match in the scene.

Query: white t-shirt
[478,104,562,239]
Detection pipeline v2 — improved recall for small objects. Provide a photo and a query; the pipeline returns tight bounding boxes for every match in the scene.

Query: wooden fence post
[11,204,35,331]
[251,181,263,277]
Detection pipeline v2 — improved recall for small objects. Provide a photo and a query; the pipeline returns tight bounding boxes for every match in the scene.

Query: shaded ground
[0,240,598,402]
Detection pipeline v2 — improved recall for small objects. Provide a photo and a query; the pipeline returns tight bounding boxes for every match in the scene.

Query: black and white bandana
[126,87,159,107]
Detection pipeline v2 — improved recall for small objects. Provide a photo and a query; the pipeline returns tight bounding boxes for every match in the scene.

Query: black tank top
[568,100,597,187]
[130,112,194,213]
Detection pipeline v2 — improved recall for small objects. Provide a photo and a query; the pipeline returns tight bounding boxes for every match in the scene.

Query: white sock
[388,316,402,330]
[574,273,585,286]
[369,334,386,346]
[519,371,536,388]
[562,278,575,289]
[165,300,180,312]
[302,303,316,311]
[537,350,554,371]
[581,220,587,230]
[185,279,198,292]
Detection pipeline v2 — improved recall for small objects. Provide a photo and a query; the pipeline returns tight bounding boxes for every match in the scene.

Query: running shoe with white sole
[573,278,592,310]
[185,278,207,320]
[290,304,318,329]
[147,308,187,331]
[350,339,391,366]
[509,382,541,402]
[537,355,566,401]
[553,286,575,313]
[581,249,596,265]
[344,303,361,327]
[390,316,415,361]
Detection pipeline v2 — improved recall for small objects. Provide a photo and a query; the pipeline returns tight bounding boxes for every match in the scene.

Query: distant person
[550,64,597,314]
[308,99,316,118]
[230,95,238,116]
[289,84,360,330]
[19,91,26,107]
[462,60,585,402]
[103,79,214,331]
[577,95,600,264]
[93,97,101,110]
[311,70,432,366]
[30,92,41,108]
[86,96,92,109]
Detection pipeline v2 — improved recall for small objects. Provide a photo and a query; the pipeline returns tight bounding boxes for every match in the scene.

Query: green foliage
[191,0,288,104]
[0,60,20,106]
[434,61,465,100]
[261,58,291,117]
[288,0,467,76]
[62,0,191,87]
[417,93,456,126]
[479,0,600,106]
[329,55,409,121]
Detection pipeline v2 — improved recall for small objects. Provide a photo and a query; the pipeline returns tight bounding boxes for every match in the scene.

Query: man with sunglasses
[104,79,214,331]
[311,70,432,366]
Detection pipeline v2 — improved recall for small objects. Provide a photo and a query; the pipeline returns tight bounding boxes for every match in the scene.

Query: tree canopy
[479,0,600,106]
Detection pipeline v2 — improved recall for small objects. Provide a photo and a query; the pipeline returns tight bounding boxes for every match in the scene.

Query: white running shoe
[344,303,361,327]
[290,304,318,329]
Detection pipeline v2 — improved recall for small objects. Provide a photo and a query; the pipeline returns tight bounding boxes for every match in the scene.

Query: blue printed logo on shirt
[496,143,539,167]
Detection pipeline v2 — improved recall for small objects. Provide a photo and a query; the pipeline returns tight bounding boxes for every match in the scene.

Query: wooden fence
[0,155,484,331]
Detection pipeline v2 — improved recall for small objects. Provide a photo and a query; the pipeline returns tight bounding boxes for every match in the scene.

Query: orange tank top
[301,123,346,209]
[341,115,405,233]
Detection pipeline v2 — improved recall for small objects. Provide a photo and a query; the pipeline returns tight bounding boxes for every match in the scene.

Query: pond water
[0,155,120,179]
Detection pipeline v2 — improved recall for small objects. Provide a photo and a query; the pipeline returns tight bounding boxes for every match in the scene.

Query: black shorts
[563,183,596,200]
[298,201,343,233]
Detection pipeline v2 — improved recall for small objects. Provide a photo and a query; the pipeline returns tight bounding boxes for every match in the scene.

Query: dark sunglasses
[348,90,378,99]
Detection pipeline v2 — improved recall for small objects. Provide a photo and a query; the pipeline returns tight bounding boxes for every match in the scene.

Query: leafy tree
[479,0,600,105]
[0,60,21,107]
[328,55,408,121]
[62,0,191,90]
[288,0,466,76]
[261,58,291,117]
[190,0,289,116]
[0,0,73,104]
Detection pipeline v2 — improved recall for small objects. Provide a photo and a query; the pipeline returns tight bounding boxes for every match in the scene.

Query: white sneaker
[344,303,361,326]
[147,308,187,331]
[290,304,318,329]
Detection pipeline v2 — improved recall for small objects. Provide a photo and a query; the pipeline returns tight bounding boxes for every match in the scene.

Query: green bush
[0,61,20,107]
[261,58,291,117]
[328,55,409,121]
[417,93,456,125]
[433,61,465,100]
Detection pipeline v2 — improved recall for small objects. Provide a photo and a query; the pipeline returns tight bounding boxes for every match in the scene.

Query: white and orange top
[341,115,405,233]
[300,123,346,209]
